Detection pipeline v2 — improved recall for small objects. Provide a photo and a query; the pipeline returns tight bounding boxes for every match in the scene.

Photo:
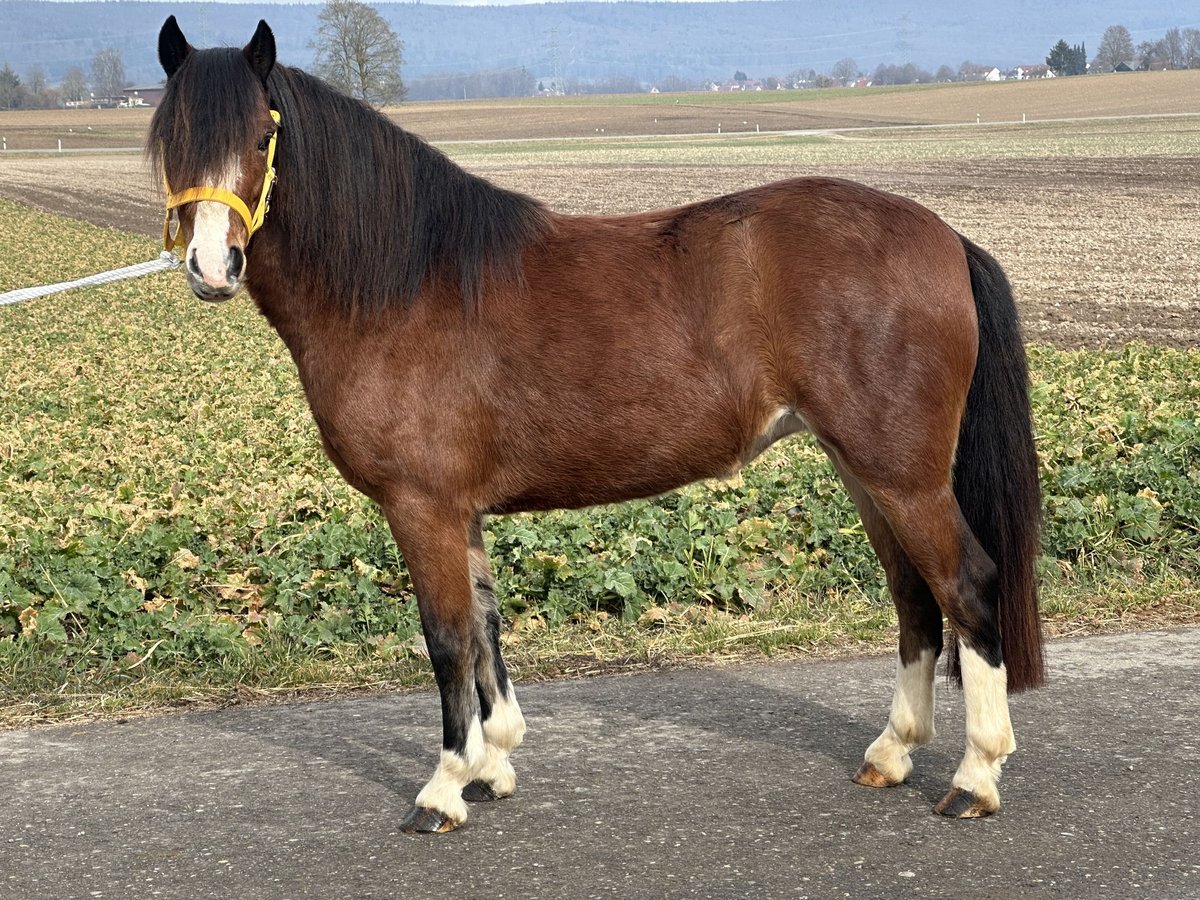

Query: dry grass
[5,581,1196,729]
[0,107,150,150]
[395,70,1200,141]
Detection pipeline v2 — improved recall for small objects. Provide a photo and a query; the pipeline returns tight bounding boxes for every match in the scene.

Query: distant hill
[2,1,1196,89]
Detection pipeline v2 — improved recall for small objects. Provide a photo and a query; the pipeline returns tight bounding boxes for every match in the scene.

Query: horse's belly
[489,404,805,514]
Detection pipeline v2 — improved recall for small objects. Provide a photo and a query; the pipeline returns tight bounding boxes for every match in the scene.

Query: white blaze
[186,159,243,290]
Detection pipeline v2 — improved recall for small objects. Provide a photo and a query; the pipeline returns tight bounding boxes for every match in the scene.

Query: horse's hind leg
[384,503,486,834]
[865,482,1015,817]
[461,516,526,803]
[833,464,942,789]
[808,404,1013,815]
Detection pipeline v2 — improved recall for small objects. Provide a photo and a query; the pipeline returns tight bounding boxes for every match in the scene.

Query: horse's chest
[296,345,487,498]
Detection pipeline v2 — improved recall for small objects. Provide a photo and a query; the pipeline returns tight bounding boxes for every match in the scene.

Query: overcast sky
[44,0,806,3]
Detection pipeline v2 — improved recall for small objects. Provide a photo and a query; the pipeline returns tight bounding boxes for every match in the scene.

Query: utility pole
[549,26,562,93]
[198,4,212,48]
[895,13,913,64]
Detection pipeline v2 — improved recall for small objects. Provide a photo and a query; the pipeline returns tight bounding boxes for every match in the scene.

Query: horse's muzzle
[187,278,242,303]
[185,245,244,303]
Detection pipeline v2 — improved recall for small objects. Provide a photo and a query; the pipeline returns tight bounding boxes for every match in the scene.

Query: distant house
[1014,64,1053,80]
[984,67,1003,82]
[958,64,995,81]
[719,79,765,92]
[1114,62,1133,73]
[121,84,165,107]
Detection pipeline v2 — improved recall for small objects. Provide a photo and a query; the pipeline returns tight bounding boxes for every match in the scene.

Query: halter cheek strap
[163,109,281,252]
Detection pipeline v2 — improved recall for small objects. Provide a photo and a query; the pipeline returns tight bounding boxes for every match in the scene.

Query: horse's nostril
[188,248,202,277]
[227,245,245,280]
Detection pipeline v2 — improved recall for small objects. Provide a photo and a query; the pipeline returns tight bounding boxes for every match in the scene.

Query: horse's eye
[257,132,273,152]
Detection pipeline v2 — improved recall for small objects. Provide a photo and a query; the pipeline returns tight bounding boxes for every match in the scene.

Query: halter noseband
[163,109,281,252]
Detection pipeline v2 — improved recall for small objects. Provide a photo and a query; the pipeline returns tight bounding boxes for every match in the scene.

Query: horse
[148,17,1044,833]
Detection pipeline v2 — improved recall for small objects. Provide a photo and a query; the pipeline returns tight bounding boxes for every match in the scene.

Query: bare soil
[3,69,1197,147]
[396,69,1200,141]
[1,81,1197,348]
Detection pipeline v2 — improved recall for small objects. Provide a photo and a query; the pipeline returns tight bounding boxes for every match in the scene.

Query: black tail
[950,236,1045,693]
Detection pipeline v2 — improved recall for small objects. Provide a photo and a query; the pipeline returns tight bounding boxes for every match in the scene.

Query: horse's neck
[245,246,335,367]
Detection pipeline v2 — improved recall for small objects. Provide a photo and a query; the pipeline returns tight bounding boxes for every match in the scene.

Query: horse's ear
[243,20,276,85]
[158,15,192,78]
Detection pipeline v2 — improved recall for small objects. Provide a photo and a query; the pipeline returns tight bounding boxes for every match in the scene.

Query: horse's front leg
[385,502,485,834]
[461,515,526,803]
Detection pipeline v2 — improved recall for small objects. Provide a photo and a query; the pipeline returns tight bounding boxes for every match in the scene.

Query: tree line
[0,48,125,110]
[1042,25,1200,78]
[0,1,407,110]
[1090,24,1200,72]
[2,8,1199,110]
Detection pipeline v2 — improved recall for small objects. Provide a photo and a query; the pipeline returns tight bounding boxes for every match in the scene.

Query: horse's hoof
[400,806,461,834]
[852,760,902,788]
[934,787,997,819]
[462,779,503,802]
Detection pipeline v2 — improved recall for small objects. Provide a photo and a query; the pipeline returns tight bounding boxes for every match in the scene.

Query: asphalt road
[2,627,1197,899]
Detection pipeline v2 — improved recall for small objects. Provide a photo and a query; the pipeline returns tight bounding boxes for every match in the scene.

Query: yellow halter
[163,109,281,252]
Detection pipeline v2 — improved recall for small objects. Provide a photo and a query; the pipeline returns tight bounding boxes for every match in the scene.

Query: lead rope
[0,251,181,307]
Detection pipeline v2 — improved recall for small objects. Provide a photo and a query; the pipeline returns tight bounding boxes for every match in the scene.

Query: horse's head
[149,16,279,303]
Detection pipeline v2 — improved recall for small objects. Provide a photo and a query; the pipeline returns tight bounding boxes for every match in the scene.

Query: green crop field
[1,191,1197,726]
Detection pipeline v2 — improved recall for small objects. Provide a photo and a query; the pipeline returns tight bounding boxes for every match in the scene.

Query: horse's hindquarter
[727,178,980,480]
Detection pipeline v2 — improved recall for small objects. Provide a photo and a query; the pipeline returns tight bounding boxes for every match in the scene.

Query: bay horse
[149,17,1044,833]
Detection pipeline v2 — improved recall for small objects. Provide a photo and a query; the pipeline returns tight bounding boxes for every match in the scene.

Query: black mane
[149,51,548,309]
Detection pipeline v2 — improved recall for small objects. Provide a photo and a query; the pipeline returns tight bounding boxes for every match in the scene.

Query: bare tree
[1185,28,1200,68]
[786,67,817,87]
[958,61,992,81]
[872,62,933,85]
[830,57,858,84]
[26,64,46,96]
[24,64,56,109]
[1161,27,1186,69]
[90,47,126,102]
[1093,25,1134,72]
[1136,39,1167,71]
[593,74,641,94]
[61,66,88,105]
[310,0,406,106]
[656,74,699,93]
